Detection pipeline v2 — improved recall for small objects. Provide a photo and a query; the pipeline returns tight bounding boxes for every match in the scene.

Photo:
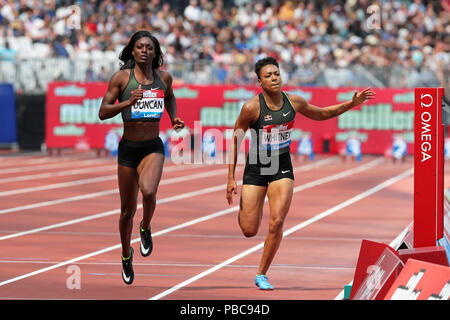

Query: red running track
[0,151,436,300]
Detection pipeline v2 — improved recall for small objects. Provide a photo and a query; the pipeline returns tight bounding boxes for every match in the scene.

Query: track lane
[0,155,408,298]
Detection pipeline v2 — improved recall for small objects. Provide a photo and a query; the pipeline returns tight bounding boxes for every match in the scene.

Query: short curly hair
[254,57,279,79]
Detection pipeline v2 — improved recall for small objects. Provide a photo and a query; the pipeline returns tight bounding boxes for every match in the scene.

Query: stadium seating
[0,0,448,93]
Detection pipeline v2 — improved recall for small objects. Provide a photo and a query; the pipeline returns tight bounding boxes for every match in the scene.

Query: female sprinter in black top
[99,30,184,285]
[226,57,375,290]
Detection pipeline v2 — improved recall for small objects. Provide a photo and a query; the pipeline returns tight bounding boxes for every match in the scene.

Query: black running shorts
[243,151,294,187]
[118,137,165,168]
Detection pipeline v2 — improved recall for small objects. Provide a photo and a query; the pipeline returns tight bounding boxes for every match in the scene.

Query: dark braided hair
[119,30,164,70]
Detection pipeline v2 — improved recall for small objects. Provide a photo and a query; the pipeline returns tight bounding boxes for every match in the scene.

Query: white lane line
[0,157,377,287]
[333,220,413,300]
[0,189,117,216]
[0,160,258,216]
[0,160,190,184]
[0,184,230,241]
[0,168,229,215]
[0,157,336,215]
[0,260,353,271]
[0,163,207,197]
[148,167,412,300]
[0,175,116,197]
[0,158,111,175]
[0,157,336,237]
[0,154,104,168]
[0,165,116,184]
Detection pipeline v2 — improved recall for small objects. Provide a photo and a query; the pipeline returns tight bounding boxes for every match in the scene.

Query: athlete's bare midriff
[123,121,159,141]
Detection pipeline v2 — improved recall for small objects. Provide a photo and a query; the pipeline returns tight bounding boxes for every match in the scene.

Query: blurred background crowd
[0,0,449,93]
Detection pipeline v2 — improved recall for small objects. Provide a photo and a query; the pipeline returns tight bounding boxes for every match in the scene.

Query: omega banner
[45,82,417,153]
[414,88,445,248]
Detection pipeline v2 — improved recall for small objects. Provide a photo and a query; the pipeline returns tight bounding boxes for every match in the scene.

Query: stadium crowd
[0,0,448,90]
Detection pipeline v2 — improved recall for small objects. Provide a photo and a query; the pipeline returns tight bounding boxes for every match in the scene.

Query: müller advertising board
[45,82,417,154]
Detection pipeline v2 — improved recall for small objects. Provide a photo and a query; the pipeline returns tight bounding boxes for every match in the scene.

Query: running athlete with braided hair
[227,57,375,290]
[99,30,184,285]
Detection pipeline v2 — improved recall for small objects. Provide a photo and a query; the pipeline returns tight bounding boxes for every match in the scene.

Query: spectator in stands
[97,65,109,82]
[0,40,16,62]
[0,0,448,90]
[85,60,95,82]
[214,62,228,84]
[0,0,16,26]
[51,39,69,57]
[184,0,201,23]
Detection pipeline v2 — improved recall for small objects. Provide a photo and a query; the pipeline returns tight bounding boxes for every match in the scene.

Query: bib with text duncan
[261,121,294,150]
[131,89,165,119]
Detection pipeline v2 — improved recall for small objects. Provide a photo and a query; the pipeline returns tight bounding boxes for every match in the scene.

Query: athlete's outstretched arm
[226,99,259,205]
[161,71,184,131]
[289,88,376,121]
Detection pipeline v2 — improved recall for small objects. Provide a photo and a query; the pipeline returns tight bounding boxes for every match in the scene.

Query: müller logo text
[419,93,434,162]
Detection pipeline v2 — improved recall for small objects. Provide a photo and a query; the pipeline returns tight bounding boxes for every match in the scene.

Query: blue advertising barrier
[0,84,17,144]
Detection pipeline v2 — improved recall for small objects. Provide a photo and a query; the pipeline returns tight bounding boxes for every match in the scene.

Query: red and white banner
[349,240,404,300]
[384,259,450,300]
[413,88,445,248]
[45,82,417,153]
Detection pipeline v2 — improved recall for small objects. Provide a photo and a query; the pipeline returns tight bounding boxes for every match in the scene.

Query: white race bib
[261,121,294,150]
[131,89,165,119]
